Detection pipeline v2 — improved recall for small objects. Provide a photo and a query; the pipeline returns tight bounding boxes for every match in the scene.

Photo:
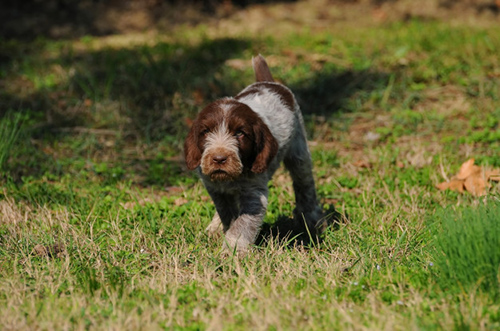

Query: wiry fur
[184,54,324,253]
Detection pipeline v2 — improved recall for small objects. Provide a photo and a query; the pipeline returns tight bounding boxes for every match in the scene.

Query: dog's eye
[201,129,210,136]
[235,130,245,138]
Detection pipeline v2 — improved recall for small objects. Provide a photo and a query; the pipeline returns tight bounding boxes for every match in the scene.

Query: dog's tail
[252,54,274,82]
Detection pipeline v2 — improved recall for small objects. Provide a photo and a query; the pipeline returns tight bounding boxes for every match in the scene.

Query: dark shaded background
[1,0,498,40]
[0,0,297,39]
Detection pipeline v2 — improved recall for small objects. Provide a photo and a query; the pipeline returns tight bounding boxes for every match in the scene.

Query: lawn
[1,1,499,329]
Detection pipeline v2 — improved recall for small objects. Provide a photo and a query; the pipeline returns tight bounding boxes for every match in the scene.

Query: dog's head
[184,99,278,182]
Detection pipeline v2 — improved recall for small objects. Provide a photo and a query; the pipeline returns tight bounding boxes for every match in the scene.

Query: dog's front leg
[206,212,223,237]
[224,189,268,253]
[207,191,239,234]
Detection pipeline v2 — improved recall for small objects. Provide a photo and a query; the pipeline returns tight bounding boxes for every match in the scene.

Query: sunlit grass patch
[430,200,500,299]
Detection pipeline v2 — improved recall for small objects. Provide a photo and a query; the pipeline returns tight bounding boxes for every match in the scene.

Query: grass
[0,112,22,174]
[1,1,500,329]
[431,201,500,299]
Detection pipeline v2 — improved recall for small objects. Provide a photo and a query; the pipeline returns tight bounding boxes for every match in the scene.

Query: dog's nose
[213,155,227,164]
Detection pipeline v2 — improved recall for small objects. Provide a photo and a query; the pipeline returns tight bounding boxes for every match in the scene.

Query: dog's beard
[208,169,236,182]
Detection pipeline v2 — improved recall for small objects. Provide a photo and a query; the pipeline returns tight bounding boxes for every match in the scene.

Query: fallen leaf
[353,160,372,168]
[448,179,465,193]
[121,201,136,210]
[225,59,248,70]
[174,197,188,206]
[438,159,499,196]
[33,243,65,258]
[436,181,450,191]
[464,175,488,196]
[166,186,184,194]
[322,198,341,205]
[456,158,479,180]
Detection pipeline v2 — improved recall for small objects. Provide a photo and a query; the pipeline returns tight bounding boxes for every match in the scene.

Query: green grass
[1,2,500,330]
[431,201,500,299]
[0,112,23,174]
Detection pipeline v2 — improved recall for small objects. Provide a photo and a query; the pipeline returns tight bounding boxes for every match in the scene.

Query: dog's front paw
[223,235,253,255]
[206,213,223,237]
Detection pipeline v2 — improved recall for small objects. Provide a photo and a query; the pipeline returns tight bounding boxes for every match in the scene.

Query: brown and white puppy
[184,55,323,252]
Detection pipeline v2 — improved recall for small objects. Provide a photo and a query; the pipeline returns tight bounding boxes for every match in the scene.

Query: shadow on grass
[1,37,250,184]
[257,204,347,248]
[292,70,389,116]
[2,37,250,137]
[0,0,298,40]
[1,33,388,187]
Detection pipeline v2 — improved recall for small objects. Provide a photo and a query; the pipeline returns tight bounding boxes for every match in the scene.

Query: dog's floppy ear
[251,121,278,173]
[184,122,202,170]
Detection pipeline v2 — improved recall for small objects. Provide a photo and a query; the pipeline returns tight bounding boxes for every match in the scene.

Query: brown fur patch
[184,101,226,170]
[185,99,278,178]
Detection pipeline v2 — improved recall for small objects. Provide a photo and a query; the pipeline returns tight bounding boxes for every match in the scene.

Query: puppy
[184,55,324,252]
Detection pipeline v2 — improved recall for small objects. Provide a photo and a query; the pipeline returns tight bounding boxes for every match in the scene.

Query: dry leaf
[174,197,188,206]
[437,179,465,193]
[353,160,372,169]
[456,158,478,180]
[225,59,248,70]
[438,159,499,196]
[166,186,184,194]
[464,176,488,196]
[33,243,65,258]
[436,181,450,191]
[121,201,136,210]
[449,179,465,193]
[322,198,340,205]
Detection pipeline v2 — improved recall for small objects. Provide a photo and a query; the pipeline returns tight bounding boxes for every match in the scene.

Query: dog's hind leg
[284,125,324,230]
